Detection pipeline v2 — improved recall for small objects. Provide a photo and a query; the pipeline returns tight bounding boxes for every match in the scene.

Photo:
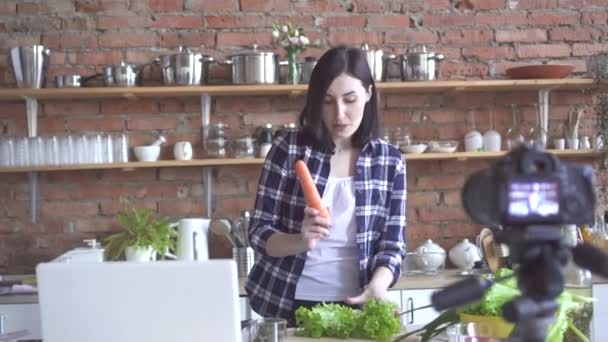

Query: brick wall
[0,0,606,273]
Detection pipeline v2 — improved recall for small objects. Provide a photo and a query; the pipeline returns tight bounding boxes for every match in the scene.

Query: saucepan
[55,73,102,88]
[160,46,215,85]
[103,59,159,87]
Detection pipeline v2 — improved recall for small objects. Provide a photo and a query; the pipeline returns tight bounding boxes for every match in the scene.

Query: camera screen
[507,180,560,220]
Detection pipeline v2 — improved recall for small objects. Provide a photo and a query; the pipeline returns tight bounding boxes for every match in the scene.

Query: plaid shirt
[245,129,407,320]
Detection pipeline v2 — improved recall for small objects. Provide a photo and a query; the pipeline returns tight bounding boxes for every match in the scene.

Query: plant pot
[125,246,156,262]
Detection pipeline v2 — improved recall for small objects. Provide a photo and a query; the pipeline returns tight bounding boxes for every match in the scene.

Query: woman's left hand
[344,283,387,305]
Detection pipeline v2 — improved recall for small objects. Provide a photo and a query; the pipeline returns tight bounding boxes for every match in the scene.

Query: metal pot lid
[106,60,136,69]
[226,44,276,58]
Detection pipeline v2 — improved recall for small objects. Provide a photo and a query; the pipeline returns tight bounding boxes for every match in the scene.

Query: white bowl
[134,145,161,162]
[428,140,459,153]
[401,143,428,154]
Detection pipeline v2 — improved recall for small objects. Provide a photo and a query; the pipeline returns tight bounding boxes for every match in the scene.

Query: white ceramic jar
[448,238,482,270]
[414,239,446,274]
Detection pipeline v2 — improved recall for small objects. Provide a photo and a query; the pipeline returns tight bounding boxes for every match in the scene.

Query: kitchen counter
[285,329,418,341]
[2,270,607,305]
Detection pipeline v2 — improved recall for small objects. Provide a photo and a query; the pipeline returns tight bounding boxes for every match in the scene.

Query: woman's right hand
[300,206,331,250]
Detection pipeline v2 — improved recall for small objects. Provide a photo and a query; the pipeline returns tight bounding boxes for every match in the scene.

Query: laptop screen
[36,260,242,342]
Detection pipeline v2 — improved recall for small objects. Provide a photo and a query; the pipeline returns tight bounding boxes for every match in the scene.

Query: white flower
[272,30,280,39]
[288,36,300,46]
[299,36,310,46]
[281,40,290,47]
[281,25,288,33]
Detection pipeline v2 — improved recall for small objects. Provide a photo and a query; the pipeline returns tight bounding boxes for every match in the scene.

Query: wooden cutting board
[285,329,419,341]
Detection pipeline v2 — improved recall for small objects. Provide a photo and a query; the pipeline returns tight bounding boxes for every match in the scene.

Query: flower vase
[286,52,300,85]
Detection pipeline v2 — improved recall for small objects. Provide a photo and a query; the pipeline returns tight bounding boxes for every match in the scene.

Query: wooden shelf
[0,150,599,173]
[0,79,601,101]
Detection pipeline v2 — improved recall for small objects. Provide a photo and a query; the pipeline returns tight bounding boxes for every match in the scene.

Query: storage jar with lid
[224,44,280,84]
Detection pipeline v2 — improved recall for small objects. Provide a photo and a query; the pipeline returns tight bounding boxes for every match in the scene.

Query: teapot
[448,238,482,270]
[168,218,210,261]
[414,239,446,274]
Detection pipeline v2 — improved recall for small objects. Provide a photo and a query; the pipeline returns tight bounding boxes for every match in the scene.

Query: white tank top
[295,176,361,301]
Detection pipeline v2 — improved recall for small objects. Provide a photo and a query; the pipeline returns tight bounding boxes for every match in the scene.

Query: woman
[245,46,407,324]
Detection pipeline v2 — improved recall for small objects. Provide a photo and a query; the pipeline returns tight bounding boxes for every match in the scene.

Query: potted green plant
[104,206,177,262]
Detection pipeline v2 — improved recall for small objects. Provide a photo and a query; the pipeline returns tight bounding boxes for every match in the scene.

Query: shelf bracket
[24,96,39,224]
[200,93,213,217]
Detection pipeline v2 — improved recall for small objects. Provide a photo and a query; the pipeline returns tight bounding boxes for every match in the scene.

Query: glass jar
[233,137,256,158]
[206,138,228,158]
[256,124,273,158]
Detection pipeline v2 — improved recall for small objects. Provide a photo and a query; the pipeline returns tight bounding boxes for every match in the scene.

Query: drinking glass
[483,110,501,152]
[112,133,129,163]
[45,136,59,165]
[15,137,29,166]
[527,105,547,149]
[0,137,15,167]
[465,110,483,152]
[505,106,524,150]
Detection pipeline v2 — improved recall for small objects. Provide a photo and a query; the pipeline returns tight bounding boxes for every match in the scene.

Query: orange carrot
[295,160,330,219]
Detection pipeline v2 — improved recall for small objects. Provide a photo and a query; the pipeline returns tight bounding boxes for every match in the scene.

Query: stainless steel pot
[55,73,101,88]
[299,57,317,84]
[10,45,50,88]
[103,59,157,87]
[361,44,394,82]
[161,46,215,86]
[399,46,444,81]
[224,45,280,84]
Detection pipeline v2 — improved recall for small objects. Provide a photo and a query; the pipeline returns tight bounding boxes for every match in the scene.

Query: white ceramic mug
[173,141,193,160]
[553,138,565,150]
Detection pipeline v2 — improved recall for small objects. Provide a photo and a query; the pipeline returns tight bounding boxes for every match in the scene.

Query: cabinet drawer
[0,303,42,340]
[401,289,440,326]
[593,284,608,341]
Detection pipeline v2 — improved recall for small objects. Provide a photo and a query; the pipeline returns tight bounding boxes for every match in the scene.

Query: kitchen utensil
[398,46,444,81]
[133,145,160,162]
[242,318,286,342]
[361,43,394,82]
[103,59,158,87]
[160,46,215,85]
[150,136,166,147]
[414,239,446,274]
[209,217,236,247]
[173,141,193,160]
[299,56,317,83]
[234,210,252,246]
[428,140,459,153]
[55,73,102,88]
[506,64,574,79]
[476,228,507,274]
[233,246,255,277]
[224,44,281,84]
[483,111,501,152]
[448,239,482,272]
[10,45,50,88]
[170,218,210,262]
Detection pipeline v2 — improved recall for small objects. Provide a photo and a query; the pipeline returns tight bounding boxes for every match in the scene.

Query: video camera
[462,145,596,227]
[431,145,608,342]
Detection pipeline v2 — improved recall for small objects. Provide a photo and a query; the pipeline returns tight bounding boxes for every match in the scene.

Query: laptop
[36,260,242,342]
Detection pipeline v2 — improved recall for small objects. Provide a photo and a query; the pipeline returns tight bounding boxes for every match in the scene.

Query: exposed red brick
[475,13,528,26]
[549,27,595,42]
[385,29,439,45]
[441,29,494,46]
[572,43,608,56]
[151,15,204,29]
[352,0,386,12]
[418,207,468,222]
[149,0,183,12]
[587,0,608,6]
[294,0,344,13]
[101,100,160,115]
[317,15,368,28]
[158,199,205,216]
[328,31,382,46]
[527,12,579,25]
[0,22,5,33]
[75,0,129,12]
[514,0,559,8]
[440,62,490,79]
[97,16,149,29]
[240,0,290,11]
[100,32,158,48]
[216,32,271,48]
[0,1,16,15]
[463,46,515,60]
[367,15,410,28]
[42,33,92,49]
[37,117,67,135]
[516,43,571,58]
[466,0,506,9]
[127,116,178,130]
[76,51,124,65]
[187,0,238,11]
[582,11,608,25]
[44,101,101,116]
[67,117,126,131]
[423,14,475,27]
[495,29,547,43]
[62,16,96,30]
[205,15,262,28]
[159,31,216,49]
[41,202,99,218]
[558,0,584,6]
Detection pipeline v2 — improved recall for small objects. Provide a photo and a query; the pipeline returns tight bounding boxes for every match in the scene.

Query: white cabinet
[386,290,403,311]
[593,284,608,342]
[401,289,441,326]
[239,296,261,321]
[0,303,42,340]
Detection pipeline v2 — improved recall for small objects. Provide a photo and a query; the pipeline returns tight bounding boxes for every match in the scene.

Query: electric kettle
[171,218,210,261]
